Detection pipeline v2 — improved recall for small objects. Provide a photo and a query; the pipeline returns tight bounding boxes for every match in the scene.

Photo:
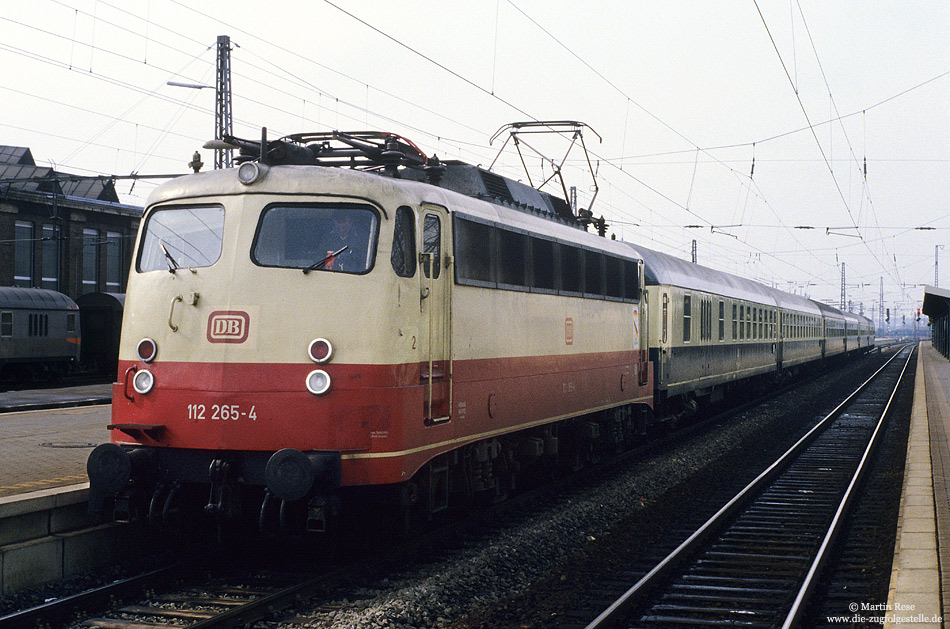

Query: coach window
[739,305,744,340]
[391,206,416,278]
[0,312,11,337]
[683,294,692,342]
[498,229,527,288]
[141,205,226,272]
[662,293,669,343]
[718,300,725,341]
[732,303,738,339]
[746,307,752,339]
[531,237,556,291]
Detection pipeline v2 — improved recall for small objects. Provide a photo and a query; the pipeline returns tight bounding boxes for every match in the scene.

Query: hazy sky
[1,1,947,321]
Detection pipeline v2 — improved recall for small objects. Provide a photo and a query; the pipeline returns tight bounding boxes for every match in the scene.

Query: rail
[586,344,915,628]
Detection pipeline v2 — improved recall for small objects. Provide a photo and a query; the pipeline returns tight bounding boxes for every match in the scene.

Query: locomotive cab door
[419,204,452,423]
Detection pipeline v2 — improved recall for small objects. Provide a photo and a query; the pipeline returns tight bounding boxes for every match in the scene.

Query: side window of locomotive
[622,260,639,301]
[585,251,604,297]
[138,205,225,272]
[422,214,441,279]
[497,229,527,288]
[0,312,10,337]
[253,204,379,274]
[391,206,416,278]
[604,256,622,299]
[531,238,556,292]
[454,216,492,284]
[560,246,583,294]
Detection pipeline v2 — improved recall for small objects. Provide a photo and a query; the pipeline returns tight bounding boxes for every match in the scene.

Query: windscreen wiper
[303,246,348,274]
[160,243,179,274]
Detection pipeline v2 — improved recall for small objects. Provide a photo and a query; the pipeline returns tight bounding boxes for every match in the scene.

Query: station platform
[0,382,111,413]
[886,342,948,627]
[0,383,112,499]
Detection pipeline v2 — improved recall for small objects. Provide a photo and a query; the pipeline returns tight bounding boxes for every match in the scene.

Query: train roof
[0,287,78,310]
[811,300,847,321]
[148,161,643,264]
[76,291,125,311]
[626,243,822,315]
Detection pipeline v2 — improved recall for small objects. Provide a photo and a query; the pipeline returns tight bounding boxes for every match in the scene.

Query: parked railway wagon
[77,292,125,377]
[86,128,873,537]
[0,287,80,378]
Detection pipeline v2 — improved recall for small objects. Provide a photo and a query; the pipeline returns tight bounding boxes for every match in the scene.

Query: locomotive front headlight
[132,369,155,394]
[137,338,157,363]
[306,369,331,396]
[238,161,268,185]
[308,338,333,363]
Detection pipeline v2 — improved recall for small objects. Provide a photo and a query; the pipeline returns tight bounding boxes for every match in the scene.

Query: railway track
[0,351,893,628]
[585,344,914,629]
[0,551,348,628]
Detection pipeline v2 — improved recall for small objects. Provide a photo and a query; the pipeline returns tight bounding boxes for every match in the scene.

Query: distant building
[0,146,142,300]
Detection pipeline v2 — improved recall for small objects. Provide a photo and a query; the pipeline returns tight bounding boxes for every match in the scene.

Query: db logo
[207,311,250,343]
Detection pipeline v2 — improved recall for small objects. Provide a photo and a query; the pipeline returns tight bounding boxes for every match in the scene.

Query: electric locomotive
[86,128,873,535]
[87,130,654,533]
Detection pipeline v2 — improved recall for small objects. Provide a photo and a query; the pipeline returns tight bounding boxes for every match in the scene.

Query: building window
[14,221,33,287]
[41,224,60,291]
[82,228,99,294]
[105,231,122,292]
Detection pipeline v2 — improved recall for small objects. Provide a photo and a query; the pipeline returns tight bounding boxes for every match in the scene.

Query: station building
[923,285,950,359]
[0,145,142,301]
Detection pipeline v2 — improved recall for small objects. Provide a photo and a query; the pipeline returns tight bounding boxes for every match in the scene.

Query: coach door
[419,204,452,424]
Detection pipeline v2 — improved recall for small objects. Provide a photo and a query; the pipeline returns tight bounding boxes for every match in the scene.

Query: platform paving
[886,342,947,628]
[0,385,111,498]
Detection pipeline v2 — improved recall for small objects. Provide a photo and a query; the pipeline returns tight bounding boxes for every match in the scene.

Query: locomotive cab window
[422,214,441,279]
[391,206,416,278]
[253,203,379,274]
[139,205,225,272]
